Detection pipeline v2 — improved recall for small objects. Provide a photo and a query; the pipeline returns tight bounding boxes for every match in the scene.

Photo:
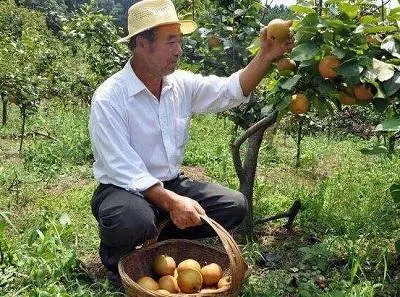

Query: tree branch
[254,199,301,227]
[231,109,279,185]
[17,131,59,142]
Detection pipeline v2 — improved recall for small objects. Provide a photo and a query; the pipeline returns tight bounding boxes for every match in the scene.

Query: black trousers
[91,174,247,274]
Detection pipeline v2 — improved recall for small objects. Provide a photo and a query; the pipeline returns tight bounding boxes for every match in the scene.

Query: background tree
[178,0,297,237]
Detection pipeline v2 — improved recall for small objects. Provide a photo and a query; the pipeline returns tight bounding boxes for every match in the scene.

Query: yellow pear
[152,254,176,276]
[177,268,203,294]
[267,18,292,41]
[137,276,159,290]
[158,275,180,293]
[217,276,231,289]
[177,259,201,272]
[201,263,223,287]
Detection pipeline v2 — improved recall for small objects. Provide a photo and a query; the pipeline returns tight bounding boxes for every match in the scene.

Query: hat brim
[116,20,197,43]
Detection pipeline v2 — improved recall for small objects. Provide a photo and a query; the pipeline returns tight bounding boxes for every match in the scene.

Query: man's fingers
[194,203,206,215]
[191,213,202,226]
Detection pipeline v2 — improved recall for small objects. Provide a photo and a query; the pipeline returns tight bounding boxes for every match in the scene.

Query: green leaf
[390,183,400,204]
[359,15,379,25]
[314,77,336,94]
[338,3,358,19]
[388,7,400,22]
[36,229,45,241]
[275,94,291,112]
[364,25,398,34]
[246,37,260,56]
[381,36,400,58]
[261,104,274,117]
[290,5,316,14]
[355,25,365,34]
[325,18,352,30]
[372,98,390,112]
[0,211,17,231]
[291,43,319,61]
[314,98,334,117]
[372,58,395,82]
[234,9,246,16]
[302,13,320,27]
[383,71,400,97]
[280,75,302,90]
[375,117,400,132]
[331,48,346,59]
[337,59,362,83]
[370,81,386,100]
[360,145,389,155]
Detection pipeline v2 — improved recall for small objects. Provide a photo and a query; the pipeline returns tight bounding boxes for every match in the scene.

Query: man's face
[145,24,183,76]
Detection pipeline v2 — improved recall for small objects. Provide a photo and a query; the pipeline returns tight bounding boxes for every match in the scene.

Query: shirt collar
[122,60,146,96]
[123,60,174,97]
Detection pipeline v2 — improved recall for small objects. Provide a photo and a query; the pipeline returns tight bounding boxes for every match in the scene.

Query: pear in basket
[177,258,201,272]
[201,263,223,287]
[152,254,176,276]
[136,276,159,290]
[218,276,231,288]
[158,275,180,293]
[177,268,203,293]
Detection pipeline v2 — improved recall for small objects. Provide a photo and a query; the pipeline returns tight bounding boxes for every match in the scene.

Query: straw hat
[116,0,197,43]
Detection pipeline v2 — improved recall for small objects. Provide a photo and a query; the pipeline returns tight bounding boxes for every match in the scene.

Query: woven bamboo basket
[118,215,249,297]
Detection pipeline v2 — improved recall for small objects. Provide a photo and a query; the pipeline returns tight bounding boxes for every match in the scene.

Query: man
[89,0,293,288]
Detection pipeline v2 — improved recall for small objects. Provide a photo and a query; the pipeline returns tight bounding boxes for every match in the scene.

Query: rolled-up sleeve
[186,70,250,113]
[89,93,161,193]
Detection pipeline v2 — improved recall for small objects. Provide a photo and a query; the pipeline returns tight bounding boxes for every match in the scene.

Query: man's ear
[136,35,151,49]
[135,35,148,49]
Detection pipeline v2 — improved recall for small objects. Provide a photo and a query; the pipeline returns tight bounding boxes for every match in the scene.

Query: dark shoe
[107,270,124,293]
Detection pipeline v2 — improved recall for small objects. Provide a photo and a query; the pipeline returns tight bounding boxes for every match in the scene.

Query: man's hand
[259,24,294,63]
[143,184,206,230]
[165,189,206,229]
[239,22,294,96]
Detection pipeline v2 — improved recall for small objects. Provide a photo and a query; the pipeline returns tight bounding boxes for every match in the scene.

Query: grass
[0,102,399,296]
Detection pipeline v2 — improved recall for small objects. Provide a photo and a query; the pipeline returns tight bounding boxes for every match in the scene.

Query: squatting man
[88,0,293,287]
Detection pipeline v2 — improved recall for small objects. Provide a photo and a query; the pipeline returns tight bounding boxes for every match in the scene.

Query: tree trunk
[389,132,400,155]
[231,110,278,239]
[295,119,303,168]
[19,106,26,154]
[2,99,6,126]
[240,129,266,238]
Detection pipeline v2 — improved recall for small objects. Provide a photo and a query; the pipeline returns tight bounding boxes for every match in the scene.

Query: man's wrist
[257,50,274,66]
[144,184,176,212]
[164,189,179,212]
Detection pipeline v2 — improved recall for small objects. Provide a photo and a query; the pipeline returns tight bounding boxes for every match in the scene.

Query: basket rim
[123,238,228,258]
[118,215,249,297]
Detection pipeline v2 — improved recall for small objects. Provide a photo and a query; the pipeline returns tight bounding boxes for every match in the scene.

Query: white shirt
[89,61,249,193]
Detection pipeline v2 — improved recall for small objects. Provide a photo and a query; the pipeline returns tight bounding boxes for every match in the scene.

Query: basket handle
[143,215,247,295]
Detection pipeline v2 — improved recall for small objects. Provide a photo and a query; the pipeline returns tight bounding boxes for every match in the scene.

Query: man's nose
[174,42,183,56]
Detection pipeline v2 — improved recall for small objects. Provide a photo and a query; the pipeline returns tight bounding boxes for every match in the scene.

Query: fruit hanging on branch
[276,58,297,75]
[339,89,357,105]
[318,55,341,79]
[290,93,310,115]
[352,83,376,101]
[266,18,292,41]
[207,35,221,48]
